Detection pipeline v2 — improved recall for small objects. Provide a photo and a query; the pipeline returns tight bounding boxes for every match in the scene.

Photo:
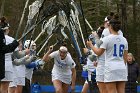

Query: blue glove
[88,34,96,45]
[26,59,45,69]
[26,62,37,69]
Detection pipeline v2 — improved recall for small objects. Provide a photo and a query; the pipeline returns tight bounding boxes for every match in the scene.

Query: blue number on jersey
[113,44,124,57]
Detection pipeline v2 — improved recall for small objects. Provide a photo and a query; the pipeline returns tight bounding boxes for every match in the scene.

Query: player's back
[101,34,128,70]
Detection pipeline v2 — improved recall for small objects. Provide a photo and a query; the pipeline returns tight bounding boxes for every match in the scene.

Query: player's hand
[93,61,98,67]
[83,48,88,54]
[25,55,30,59]
[86,40,93,48]
[25,48,30,55]
[92,31,98,38]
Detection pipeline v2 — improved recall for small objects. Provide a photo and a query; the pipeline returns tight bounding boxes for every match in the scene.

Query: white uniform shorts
[104,69,127,82]
[9,77,25,87]
[96,75,104,82]
[16,77,25,86]
[52,74,71,84]
[96,65,105,82]
[1,71,13,82]
[9,78,18,87]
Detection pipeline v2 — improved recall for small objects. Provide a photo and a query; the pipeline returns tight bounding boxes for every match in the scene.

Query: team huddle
[0,11,138,93]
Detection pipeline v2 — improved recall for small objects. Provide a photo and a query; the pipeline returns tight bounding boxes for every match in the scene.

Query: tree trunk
[121,0,127,36]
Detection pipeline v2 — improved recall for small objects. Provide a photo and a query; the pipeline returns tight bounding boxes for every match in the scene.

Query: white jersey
[5,35,14,71]
[101,28,123,38]
[97,28,123,73]
[100,34,128,66]
[100,34,128,82]
[50,50,76,76]
[25,68,34,82]
[83,58,96,72]
[15,65,26,78]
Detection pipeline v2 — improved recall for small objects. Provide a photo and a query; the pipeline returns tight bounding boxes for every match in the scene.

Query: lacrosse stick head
[58,10,68,27]
[45,16,57,35]
[55,0,71,18]
[24,40,36,50]
[28,0,43,20]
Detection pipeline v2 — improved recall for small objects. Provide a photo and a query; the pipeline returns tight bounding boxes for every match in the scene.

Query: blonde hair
[127,53,135,61]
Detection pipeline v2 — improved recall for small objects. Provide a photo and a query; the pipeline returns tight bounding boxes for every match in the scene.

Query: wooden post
[0,0,6,17]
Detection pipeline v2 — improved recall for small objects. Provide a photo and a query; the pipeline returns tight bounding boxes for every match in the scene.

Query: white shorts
[96,75,104,82]
[1,71,13,82]
[96,66,104,76]
[104,69,127,82]
[9,78,18,87]
[52,73,71,84]
[96,64,105,82]
[16,77,25,86]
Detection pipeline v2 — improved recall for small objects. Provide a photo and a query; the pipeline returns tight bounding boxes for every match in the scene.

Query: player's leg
[15,77,25,93]
[116,81,125,93]
[8,80,17,93]
[97,82,108,93]
[53,80,63,93]
[1,71,13,93]
[81,81,89,93]
[62,83,70,93]
[106,82,117,93]
[0,81,10,93]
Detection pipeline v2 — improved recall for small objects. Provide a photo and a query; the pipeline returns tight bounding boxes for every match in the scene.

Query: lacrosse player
[87,18,128,93]
[42,45,76,93]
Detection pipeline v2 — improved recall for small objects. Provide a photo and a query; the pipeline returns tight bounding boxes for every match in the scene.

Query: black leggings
[22,78,31,93]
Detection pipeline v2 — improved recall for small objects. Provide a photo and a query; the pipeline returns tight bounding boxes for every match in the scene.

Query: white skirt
[96,63,105,82]
[9,78,18,87]
[104,69,127,82]
[52,73,71,84]
[16,77,25,86]
[9,77,25,87]
[1,71,13,82]
[96,75,104,82]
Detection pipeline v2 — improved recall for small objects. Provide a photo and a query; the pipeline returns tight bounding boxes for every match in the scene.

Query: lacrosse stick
[69,9,86,47]
[71,0,95,32]
[18,2,59,42]
[34,15,57,43]
[35,23,60,50]
[70,3,86,47]
[15,0,30,39]
[36,34,53,56]
[60,26,68,39]
[36,23,60,56]
[78,0,88,39]
[21,0,44,39]
[28,0,47,49]
[59,10,82,59]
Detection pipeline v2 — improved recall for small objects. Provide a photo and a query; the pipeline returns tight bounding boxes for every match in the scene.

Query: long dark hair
[0,16,9,31]
[109,19,121,32]
[96,26,104,38]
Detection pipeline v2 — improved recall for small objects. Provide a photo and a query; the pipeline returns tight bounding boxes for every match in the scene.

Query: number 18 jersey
[101,34,128,69]
[100,34,128,82]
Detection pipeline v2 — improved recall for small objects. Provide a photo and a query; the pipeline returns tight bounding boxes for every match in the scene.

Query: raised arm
[86,40,105,56]
[42,46,53,62]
